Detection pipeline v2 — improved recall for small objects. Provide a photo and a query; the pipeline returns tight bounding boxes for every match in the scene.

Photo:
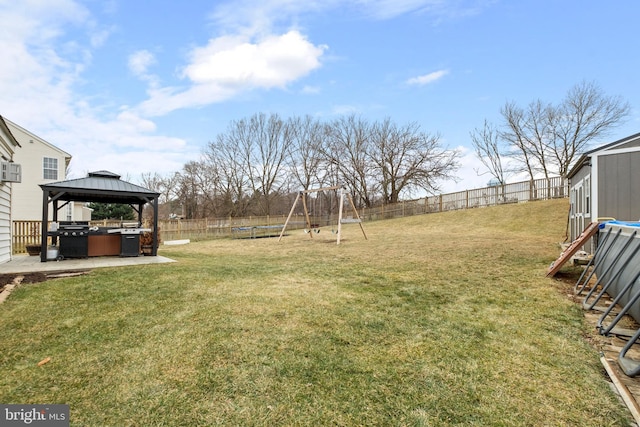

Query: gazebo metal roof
[38,171,160,262]
[40,170,159,204]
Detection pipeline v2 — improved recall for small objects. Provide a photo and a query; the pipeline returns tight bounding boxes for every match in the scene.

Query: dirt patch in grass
[0,272,48,289]
[0,271,89,294]
[552,270,582,299]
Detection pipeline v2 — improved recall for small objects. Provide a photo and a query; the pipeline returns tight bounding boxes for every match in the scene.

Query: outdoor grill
[107,223,151,257]
[56,221,90,258]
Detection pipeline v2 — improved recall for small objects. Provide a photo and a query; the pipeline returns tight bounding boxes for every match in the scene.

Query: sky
[1,0,639,194]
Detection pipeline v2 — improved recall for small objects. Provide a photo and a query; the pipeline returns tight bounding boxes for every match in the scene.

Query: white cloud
[355,0,443,20]
[128,50,157,77]
[207,0,473,31]
[0,0,490,183]
[183,31,325,88]
[42,111,194,178]
[437,145,487,193]
[439,144,536,194]
[0,2,195,180]
[128,50,161,88]
[115,111,157,134]
[406,69,449,86]
[301,85,321,94]
[0,0,90,42]
[136,30,326,116]
[331,104,360,115]
[0,2,89,130]
[208,0,330,35]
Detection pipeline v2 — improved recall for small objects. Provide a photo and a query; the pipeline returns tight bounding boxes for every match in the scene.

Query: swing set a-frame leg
[335,189,368,245]
[301,192,313,239]
[347,192,367,241]
[336,190,345,245]
[278,192,301,242]
[279,186,367,244]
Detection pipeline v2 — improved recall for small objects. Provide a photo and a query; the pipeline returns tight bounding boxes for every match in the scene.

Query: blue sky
[1,0,639,193]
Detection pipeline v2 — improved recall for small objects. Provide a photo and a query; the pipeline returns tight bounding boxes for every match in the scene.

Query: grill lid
[107,228,151,235]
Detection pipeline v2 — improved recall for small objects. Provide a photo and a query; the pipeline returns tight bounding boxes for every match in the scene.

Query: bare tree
[470,120,507,185]
[204,135,251,217]
[324,114,376,208]
[225,113,293,215]
[177,161,203,219]
[370,118,459,203]
[549,81,630,179]
[286,115,328,191]
[140,171,182,218]
[500,100,555,183]
[500,81,630,185]
[284,115,332,216]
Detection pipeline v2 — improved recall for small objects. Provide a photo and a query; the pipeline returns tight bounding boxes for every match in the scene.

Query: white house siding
[5,119,71,221]
[0,182,11,264]
[0,120,18,264]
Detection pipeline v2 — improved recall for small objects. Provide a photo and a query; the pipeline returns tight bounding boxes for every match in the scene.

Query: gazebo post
[137,202,144,224]
[40,190,49,262]
[152,197,159,256]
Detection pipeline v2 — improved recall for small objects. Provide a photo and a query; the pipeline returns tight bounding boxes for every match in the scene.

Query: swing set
[278,185,367,245]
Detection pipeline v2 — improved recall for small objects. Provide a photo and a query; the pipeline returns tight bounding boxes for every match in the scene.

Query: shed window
[585,177,591,215]
[570,189,576,216]
[43,157,58,180]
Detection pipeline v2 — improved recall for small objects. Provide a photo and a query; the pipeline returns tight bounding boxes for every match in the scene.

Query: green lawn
[0,199,633,426]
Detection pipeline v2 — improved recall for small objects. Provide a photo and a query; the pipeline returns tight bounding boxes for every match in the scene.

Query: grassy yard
[0,198,633,426]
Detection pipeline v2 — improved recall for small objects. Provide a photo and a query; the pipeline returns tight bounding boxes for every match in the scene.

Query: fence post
[529,180,534,201]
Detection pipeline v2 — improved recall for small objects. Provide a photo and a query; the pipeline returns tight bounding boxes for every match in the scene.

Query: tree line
[141,114,460,219]
[139,81,630,220]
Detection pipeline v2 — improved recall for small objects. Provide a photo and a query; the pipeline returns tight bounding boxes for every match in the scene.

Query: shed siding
[616,139,640,150]
[598,151,640,221]
[571,164,591,185]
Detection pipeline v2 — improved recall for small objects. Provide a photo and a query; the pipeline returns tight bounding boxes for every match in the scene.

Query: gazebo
[39,170,160,262]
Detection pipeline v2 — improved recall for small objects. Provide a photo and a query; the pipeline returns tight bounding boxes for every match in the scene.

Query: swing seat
[340,218,361,224]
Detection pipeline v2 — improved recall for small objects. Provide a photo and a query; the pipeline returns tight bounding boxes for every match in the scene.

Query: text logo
[0,405,69,426]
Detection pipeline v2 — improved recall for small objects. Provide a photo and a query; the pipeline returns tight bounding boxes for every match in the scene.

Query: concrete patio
[2,254,176,275]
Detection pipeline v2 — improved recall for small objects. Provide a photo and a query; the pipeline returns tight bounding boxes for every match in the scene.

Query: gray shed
[567,132,640,251]
[39,170,160,262]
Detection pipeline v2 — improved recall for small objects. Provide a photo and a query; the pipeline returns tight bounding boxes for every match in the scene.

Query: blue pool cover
[600,220,640,229]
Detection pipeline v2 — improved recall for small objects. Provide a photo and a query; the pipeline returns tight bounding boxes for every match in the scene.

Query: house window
[43,157,58,180]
